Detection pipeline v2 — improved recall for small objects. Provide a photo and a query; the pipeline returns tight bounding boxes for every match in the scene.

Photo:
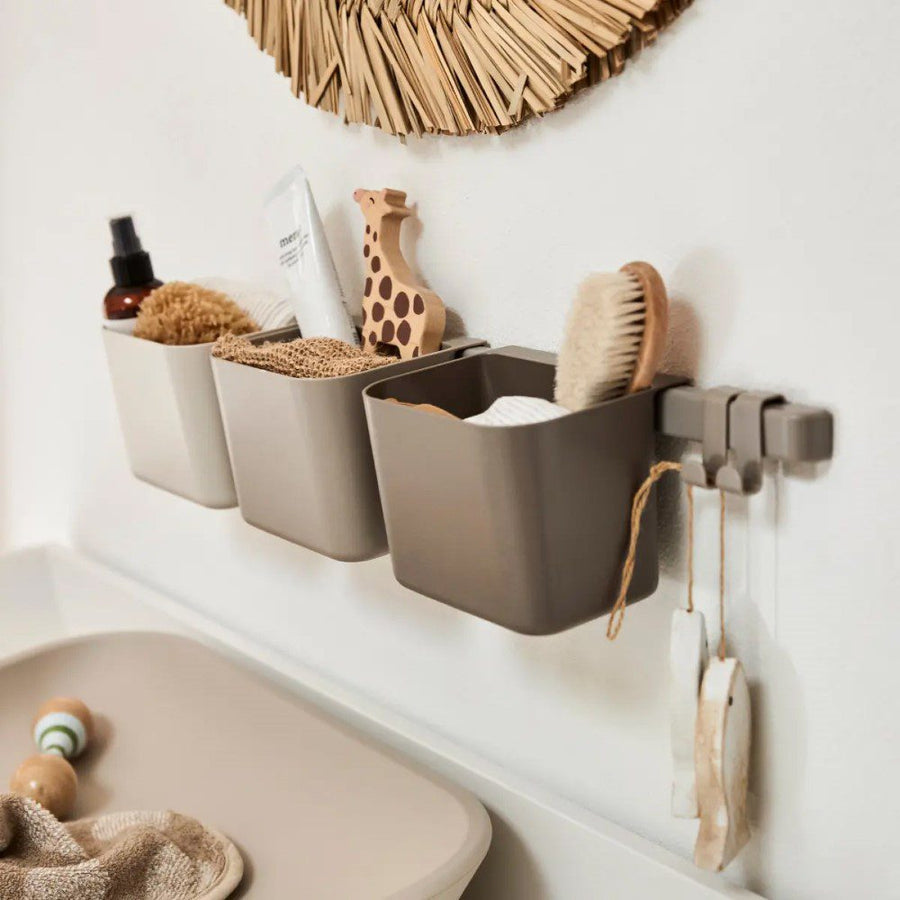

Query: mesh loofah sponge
[212,333,395,379]
[134,282,259,346]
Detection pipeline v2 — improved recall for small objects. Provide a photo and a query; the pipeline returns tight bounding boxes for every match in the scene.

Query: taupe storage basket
[364,347,683,635]
[103,328,239,509]
[212,329,485,562]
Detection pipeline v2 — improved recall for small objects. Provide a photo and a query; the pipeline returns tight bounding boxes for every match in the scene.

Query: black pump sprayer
[103,216,163,331]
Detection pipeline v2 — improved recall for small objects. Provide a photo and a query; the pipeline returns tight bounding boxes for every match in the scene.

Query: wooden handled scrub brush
[555,262,669,410]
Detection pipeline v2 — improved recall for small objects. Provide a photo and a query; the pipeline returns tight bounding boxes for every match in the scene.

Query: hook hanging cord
[686,483,694,614]
[719,489,727,661]
[607,461,683,640]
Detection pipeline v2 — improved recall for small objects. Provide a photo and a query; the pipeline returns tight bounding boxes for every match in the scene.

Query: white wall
[1,1,898,898]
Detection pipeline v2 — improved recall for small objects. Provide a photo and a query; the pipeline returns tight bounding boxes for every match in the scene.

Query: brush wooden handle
[621,261,668,393]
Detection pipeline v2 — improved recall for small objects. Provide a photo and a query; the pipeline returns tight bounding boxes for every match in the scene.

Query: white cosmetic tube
[264,166,358,345]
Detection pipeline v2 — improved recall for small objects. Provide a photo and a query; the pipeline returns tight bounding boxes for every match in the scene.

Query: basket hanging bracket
[656,383,833,494]
[680,386,742,489]
[716,391,785,495]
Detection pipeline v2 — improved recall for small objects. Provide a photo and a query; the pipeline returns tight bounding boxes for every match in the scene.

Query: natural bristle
[555,271,650,411]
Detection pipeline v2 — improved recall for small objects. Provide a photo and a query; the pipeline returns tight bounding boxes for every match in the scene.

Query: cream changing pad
[0,633,491,897]
[0,794,243,899]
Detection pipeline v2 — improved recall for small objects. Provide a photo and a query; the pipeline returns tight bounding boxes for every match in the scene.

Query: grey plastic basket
[212,329,485,562]
[103,328,239,509]
[364,347,683,635]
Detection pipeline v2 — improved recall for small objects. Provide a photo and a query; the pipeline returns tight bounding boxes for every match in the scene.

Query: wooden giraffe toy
[353,188,446,359]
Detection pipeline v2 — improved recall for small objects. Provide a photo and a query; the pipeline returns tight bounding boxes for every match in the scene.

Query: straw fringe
[223,0,693,136]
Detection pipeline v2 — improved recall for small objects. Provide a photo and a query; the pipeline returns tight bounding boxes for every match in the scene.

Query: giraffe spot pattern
[371,256,381,273]
[364,277,372,297]
[366,225,370,234]
[397,320,411,345]
[412,347,419,357]
[394,293,409,317]
[382,321,395,343]
[379,277,393,300]
[368,331,376,345]
[361,308,367,325]
[373,231,378,242]
[364,244,370,258]
[413,294,424,314]
[372,302,384,322]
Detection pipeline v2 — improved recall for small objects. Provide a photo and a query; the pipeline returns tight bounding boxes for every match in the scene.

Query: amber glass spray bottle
[103,216,163,334]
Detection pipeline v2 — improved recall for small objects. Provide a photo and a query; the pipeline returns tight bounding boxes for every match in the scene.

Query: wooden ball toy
[32,697,94,760]
[10,754,78,819]
[8,697,93,820]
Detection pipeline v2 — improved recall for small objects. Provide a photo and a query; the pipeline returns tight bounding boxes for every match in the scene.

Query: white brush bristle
[554,270,646,411]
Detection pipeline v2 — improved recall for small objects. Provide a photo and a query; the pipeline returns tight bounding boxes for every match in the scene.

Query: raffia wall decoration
[223,0,693,137]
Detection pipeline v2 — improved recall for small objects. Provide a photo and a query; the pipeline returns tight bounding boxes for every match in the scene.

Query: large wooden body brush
[555,262,669,410]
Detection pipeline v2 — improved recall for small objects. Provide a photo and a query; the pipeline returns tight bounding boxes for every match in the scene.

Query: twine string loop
[607,462,729,650]
[719,489,727,661]
[606,461,682,640]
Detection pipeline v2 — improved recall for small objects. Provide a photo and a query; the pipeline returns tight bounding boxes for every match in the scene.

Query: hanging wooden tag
[670,608,708,818]
[694,657,751,872]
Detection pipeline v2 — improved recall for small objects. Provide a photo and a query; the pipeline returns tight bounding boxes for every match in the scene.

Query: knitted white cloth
[465,396,568,427]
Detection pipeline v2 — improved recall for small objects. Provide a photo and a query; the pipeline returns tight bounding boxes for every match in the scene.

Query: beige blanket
[0,794,243,899]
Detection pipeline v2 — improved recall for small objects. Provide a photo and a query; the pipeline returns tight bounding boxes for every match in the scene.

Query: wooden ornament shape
[694,657,751,871]
[10,754,78,819]
[384,398,458,419]
[354,189,446,360]
[669,609,708,819]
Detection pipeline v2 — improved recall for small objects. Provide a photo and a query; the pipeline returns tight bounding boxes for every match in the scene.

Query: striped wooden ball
[32,698,94,760]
